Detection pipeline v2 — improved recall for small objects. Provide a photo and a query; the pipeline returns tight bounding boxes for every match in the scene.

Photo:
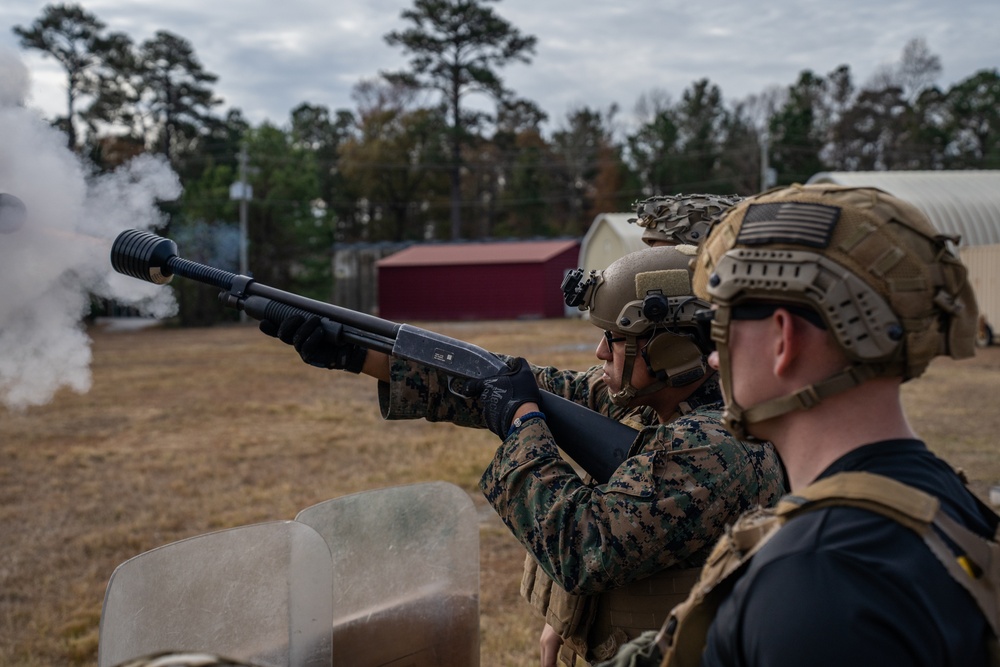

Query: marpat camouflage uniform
[378,357,785,662]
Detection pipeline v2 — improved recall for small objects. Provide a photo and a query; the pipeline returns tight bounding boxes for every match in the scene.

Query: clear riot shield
[97,520,334,667]
[296,481,480,667]
[97,482,479,667]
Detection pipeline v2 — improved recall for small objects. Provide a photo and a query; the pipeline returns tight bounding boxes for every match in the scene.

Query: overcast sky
[2,0,999,135]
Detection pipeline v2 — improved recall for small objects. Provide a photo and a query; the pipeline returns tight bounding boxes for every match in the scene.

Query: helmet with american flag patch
[690,183,979,438]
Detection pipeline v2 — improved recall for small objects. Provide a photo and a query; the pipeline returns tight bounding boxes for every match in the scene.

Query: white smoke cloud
[0,48,182,410]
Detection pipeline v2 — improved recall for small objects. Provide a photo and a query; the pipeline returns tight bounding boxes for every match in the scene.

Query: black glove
[259,315,368,373]
[473,357,541,439]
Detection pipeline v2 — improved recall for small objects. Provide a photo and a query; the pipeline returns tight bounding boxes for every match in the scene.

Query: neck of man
[650,372,712,424]
[756,375,918,492]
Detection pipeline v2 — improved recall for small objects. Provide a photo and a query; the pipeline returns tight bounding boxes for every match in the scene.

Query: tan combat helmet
[562,245,712,407]
[630,193,743,246]
[691,183,979,439]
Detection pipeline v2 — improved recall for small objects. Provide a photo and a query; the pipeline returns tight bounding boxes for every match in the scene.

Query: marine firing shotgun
[110,229,638,483]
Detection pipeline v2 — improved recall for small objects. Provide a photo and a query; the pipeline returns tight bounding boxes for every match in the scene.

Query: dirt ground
[2,319,999,667]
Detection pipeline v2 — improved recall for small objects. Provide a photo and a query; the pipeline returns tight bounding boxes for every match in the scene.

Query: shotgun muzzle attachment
[111,229,179,285]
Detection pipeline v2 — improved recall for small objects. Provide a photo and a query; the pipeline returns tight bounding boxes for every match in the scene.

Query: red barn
[377,239,580,321]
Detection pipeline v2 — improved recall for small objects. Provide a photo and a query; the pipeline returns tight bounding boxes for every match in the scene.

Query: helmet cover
[631,193,743,246]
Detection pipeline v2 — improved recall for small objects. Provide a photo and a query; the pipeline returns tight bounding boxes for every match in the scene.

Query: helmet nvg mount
[563,245,711,407]
[692,183,979,438]
[630,193,743,246]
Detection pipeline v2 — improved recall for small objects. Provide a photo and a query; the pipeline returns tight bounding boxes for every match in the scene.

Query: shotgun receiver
[110,229,638,483]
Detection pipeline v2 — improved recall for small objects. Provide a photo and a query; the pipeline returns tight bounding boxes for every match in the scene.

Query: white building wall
[960,243,1000,334]
[579,213,646,271]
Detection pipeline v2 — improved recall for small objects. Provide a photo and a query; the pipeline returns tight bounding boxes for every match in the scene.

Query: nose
[596,335,612,361]
[708,351,720,370]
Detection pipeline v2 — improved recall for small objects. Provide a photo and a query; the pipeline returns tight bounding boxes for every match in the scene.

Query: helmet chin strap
[713,305,880,440]
[608,334,668,408]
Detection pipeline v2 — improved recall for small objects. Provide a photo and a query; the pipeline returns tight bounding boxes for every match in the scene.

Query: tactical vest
[656,471,1000,667]
[520,400,710,666]
[522,553,701,665]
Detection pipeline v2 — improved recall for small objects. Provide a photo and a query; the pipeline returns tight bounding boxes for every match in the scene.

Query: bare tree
[898,37,942,103]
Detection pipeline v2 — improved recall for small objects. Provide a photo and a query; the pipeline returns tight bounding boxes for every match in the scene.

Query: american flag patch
[736,202,841,248]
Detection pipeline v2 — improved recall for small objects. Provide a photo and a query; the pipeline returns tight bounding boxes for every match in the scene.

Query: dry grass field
[2,317,999,667]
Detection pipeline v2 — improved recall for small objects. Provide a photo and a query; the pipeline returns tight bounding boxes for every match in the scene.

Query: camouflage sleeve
[376,355,622,427]
[377,357,488,428]
[527,361,596,405]
[479,411,785,596]
[488,351,602,410]
[526,360,633,422]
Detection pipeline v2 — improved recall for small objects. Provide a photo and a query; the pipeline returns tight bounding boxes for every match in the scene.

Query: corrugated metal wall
[960,243,1000,336]
[378,263,537,320]
[379,244,579,321]
[807,171,1000,246]
[805,171,1000,346]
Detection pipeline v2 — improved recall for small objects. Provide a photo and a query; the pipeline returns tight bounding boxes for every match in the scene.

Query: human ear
[772,309,800,377]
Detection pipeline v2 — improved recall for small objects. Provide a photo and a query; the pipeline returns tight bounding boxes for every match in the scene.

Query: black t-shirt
[701,439,995,667]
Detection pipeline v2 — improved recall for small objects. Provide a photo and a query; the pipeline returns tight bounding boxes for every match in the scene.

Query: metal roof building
[377,239,580,321]
[806,170,1000,341]
[807,170,1000,246]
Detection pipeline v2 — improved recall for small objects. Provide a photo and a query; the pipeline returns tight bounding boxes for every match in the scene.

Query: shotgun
[110,229,638,483]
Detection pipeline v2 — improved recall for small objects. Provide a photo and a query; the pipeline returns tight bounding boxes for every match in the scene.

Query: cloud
[4,0,999,131]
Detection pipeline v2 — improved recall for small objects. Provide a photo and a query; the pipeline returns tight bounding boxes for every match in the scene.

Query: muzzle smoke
[0,49,181,410]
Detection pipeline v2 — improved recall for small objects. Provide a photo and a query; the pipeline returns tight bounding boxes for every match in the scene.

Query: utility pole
[230,144,252,322]
[759,133,777,192]
[238,145,249,278]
